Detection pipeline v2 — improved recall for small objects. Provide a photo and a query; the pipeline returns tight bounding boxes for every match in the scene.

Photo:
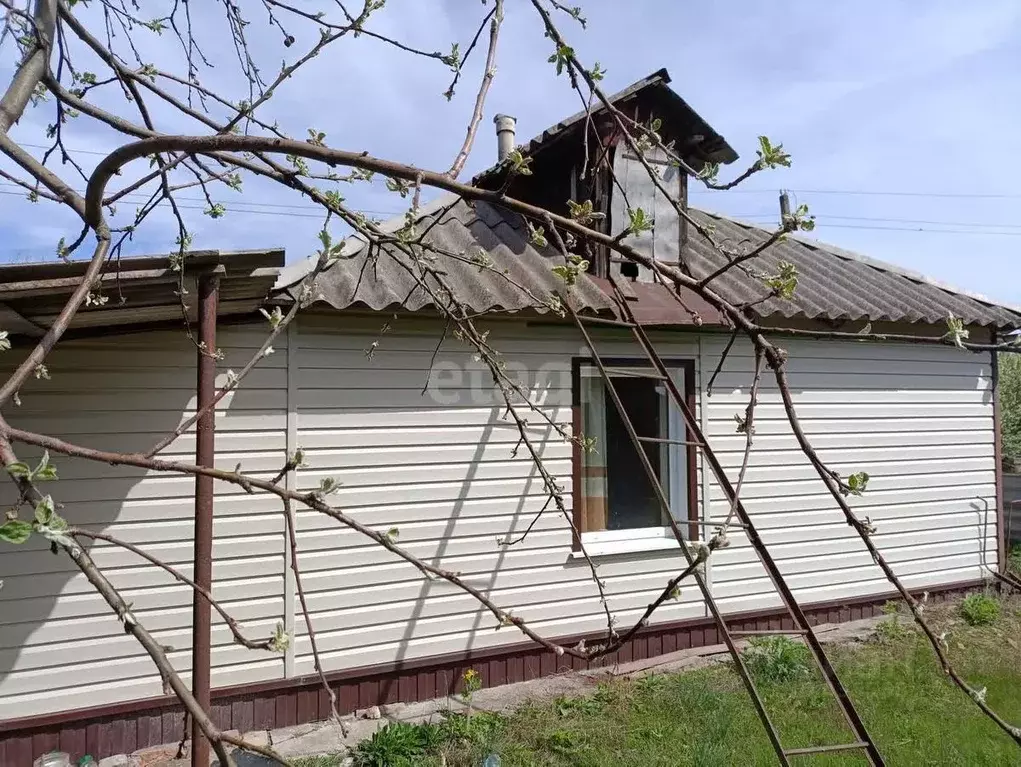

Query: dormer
[475,69,737,282]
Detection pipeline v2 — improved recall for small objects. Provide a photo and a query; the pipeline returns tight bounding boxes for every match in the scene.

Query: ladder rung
[635,436,700,446]
[729,629,808,637]
[784,742,869,756]
[603,367,668,380]
[576,315,637,328]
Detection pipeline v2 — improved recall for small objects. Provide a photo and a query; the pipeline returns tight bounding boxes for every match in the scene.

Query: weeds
[741,635,812,683]
[959,594,1000,627]
[1008,544,1021,577]
[351,720,442,767]
[875,615,911,642]
[349,711,505,766]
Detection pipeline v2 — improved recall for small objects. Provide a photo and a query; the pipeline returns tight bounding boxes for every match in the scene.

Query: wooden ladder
[565,285,884,766]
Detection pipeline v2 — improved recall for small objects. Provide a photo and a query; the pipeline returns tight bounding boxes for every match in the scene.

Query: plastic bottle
[32,753,71,767]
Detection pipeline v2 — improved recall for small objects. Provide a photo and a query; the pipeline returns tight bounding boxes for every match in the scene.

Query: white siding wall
[0,327,289,720]
[290,316,707,677]
[0,316,998,720]
[702,334,997,615]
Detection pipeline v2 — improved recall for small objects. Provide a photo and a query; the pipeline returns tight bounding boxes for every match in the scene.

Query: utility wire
[692,187,1021,200]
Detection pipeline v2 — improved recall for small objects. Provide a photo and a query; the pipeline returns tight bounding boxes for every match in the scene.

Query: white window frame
[575,363,692,557]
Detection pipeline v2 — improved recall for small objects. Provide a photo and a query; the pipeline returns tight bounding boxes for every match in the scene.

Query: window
[572,358,697,554]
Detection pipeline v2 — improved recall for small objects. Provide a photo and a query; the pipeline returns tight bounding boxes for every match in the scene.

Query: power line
[11,142,1021,200]
[693,187,1021,200]
[0,184,403,217]
[727,211,1021,231]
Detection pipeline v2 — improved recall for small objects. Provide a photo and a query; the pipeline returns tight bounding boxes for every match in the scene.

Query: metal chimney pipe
[494,114,517,162]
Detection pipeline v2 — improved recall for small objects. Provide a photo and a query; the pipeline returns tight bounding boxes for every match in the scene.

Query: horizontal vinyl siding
[0,327,288,719]
[701,334,997,610]
[291,316,706,678]
[0,316,1000,725]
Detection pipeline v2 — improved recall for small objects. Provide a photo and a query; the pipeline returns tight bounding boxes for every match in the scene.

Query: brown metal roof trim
[588,276,726,326]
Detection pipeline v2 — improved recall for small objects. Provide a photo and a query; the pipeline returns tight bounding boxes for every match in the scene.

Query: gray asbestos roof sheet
[279,195,612,316]
[686,210,1021,329]
[277,202,1020,329]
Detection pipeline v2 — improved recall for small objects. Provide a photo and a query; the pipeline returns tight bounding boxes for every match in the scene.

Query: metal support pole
[191,274,219,767]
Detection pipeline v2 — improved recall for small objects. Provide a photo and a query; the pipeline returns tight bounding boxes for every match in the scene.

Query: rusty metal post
[191,273,219,767]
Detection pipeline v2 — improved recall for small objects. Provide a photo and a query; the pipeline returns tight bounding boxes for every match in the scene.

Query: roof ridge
[694,208,1021,315]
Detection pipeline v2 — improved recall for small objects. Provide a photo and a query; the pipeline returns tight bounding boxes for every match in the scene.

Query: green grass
[410,595,1021,766]
[1009,544,1021,578]
[292,756,346,767]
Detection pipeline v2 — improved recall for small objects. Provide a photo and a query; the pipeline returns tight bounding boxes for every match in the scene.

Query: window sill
[571,535,691,558]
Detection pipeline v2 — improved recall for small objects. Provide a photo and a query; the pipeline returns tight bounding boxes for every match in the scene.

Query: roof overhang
[0,249,284,337]
[473,68,737,187]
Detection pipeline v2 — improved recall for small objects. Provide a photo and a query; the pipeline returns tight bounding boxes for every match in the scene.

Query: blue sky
[2,1,1020,304]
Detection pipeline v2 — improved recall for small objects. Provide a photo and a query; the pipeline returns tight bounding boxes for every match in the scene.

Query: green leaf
[6,462,31,479]
[204,203,226,219]
[846,471,870,496]
[34,495,54,525]
[627,207,654,235]
[0,331,9,352]
[567,199,605,226]
[318,476,340,495]
[385,177,412,197]
[765,260,798,300]
[34,451,58,481]
[547,44,575,76]
[696,162,720,183]
[782,202,815,232]
[527,223,548,248]
[268,621,291,654]
[259,306,284,328]
[441,41,461,71]
[0,520,32,545]
[755,136,792,169]
[506,148,532,176]
[944,313,970,348]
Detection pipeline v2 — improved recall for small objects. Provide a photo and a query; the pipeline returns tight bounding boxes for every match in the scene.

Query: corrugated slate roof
[685,210,1021,328]
[277,195,613,316]
[279,202,1021,329]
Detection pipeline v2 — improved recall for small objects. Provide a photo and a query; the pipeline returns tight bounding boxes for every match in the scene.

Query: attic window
[572,358,698,554]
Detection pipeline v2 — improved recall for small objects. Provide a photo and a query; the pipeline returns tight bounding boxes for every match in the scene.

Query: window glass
[579,365,688,535]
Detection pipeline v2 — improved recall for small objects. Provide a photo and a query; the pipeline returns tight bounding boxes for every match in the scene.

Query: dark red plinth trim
[0,580,984,763]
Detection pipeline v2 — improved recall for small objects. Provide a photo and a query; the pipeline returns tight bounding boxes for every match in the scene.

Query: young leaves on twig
[547,44,575,76]
[269,622,291,654]
[765,260,798,300]
[259,306,284,328]
[755,136,792,170]
[782,202,815,233]
[842,471,870,497]
[552,253,590,287]
[506,148,532,176]
[944,313,970,348]
[626,207,653,237]
[7,450,59,483]
[0,519,32,545]
[567,199,604,226]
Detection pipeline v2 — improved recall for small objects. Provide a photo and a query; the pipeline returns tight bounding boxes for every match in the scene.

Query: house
[2,69,1019,762]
